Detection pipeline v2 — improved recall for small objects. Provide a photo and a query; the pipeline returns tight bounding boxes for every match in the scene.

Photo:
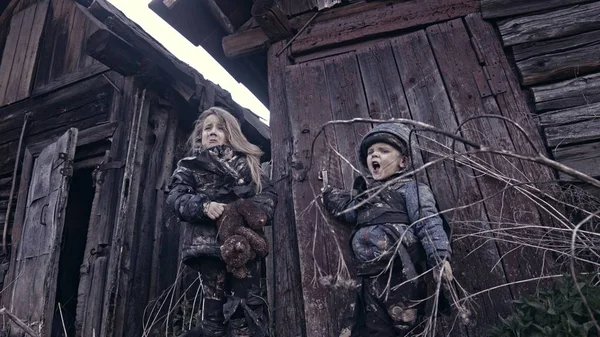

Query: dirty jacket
[323,174,450,268]
[166,145,277,266]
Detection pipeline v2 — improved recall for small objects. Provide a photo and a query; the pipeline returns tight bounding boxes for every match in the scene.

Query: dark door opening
[52,167,95,337]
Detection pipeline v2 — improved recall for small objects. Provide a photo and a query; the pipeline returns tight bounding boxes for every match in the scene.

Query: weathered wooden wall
[268,12,558,337]
[481,0,600,185]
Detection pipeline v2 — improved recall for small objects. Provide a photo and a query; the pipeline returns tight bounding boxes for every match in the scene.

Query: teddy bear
[217,199,269,278]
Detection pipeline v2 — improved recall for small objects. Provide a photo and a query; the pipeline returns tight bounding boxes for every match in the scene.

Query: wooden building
[150,1,600,337]
[0,0,269,336]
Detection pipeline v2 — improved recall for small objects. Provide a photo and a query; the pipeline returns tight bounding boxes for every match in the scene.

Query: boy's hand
[434,260,454,283]
[204,202,226,220]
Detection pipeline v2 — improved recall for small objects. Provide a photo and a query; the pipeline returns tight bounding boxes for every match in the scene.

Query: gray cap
[357,123,419,170]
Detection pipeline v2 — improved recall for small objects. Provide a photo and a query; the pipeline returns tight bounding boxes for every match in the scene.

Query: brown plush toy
[217,199,269,278]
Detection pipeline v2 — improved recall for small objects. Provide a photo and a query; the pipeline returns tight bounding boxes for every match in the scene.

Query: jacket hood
[357,123,420,171]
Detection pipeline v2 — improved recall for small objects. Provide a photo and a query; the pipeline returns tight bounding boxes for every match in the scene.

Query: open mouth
[371,161,381,174]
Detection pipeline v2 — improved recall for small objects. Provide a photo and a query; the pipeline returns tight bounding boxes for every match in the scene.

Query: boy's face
[366,142,407,180]
[201,114,227,148]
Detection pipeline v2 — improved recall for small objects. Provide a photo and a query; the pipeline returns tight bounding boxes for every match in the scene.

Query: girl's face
[366,142,407,180]
[200,114,227,148]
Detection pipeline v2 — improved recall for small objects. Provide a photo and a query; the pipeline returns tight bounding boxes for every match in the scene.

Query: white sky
[107,0,270,122]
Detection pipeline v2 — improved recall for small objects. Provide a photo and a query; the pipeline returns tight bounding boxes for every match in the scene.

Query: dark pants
[351,252,426,337]
[184,258,269,337]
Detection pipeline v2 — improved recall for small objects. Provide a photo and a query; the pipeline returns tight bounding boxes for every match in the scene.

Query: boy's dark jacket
[323,123,451,266]
[166,145,277,265]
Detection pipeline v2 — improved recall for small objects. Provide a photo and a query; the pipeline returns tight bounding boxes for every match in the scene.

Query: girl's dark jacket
[166,145,277,266]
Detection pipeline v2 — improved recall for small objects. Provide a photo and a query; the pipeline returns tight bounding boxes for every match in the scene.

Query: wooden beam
[290,0,479,55]
[498,2,600,46]
[223,0,478,59]
[87,29,144,76]
[480,0,590,19]
[532,72,600,112]
[204,0,234,34]
[252,0,292,40]
[553,141,600,180]
[514,30,600,86]
[222,28,270,59]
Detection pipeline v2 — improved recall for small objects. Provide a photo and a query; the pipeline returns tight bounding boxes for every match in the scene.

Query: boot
[227,318,251,337]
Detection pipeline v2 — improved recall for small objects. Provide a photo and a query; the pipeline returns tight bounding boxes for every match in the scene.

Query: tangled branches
[300,116,600,336]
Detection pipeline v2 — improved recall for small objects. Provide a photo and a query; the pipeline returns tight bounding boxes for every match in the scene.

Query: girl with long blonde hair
[167,106,276,337]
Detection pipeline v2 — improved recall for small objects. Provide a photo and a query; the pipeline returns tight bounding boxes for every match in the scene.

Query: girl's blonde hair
[189,106,264,192]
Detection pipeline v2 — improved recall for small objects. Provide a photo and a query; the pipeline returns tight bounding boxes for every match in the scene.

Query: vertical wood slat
[125,94,169,337]
[100,81,150,337]
[16,0,50,102]
[49,0,77,82]
[389,31,513,336]
[77,77,127,337]
[267,41,306,337]
[427,19,549,297]
[0,8,25,105]
[3,4,36,105]
[286,60,354,337]
[323,54,370,189]
[34,0,66,88]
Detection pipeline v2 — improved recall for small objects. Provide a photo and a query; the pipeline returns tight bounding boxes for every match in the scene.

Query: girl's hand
[203,202,226,220]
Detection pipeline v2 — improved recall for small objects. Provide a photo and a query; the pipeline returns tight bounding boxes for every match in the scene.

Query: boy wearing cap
[322,123,452,337]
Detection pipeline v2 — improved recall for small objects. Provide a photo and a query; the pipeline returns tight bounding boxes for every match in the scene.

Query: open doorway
[52,167,95,337]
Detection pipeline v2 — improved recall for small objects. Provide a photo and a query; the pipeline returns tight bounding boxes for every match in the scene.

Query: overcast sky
[106,0,270,122]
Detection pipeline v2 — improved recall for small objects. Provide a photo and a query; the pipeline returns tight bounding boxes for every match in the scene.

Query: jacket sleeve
[322,187,358,224]
[250,172,278,224]
[166,165,211,224]
[400,181,451,265]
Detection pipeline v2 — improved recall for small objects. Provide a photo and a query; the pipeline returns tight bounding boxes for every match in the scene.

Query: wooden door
[8,128,78,337]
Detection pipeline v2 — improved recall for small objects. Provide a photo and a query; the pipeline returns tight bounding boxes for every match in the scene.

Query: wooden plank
[286,60,353,337]
[0,97,110,177]
[290,0,479,55]
[465,14,556,181]
[392,30,512,335]
[0,148,32,311]
[49,0,77,82]
[427,19,549,297]
[0,73,110,139]
[267,41,306,337]
[545,118,600,147]
[34,0,66,88]
[16,0,50,102]
[516,34,600,86]
[531,72,600,112]
[513,29,600,61]
[123,93,168,337]
[553,141,600,180]
[64,1,88,72]
[356,42,411,120]
[498,2,600,46]
[3,4,36,105]
[100,82,150,337]
[32,62,109,97]
[538,102,600,127]
[481,0,592,19]
[0,7,25,105]
[222,26,270,59]
[9,128,78,337]
[77,82,125,337]
[323,54,370,188]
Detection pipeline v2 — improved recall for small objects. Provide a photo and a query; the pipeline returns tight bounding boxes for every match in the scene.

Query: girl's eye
[367,149,374,155]
[381,149,389,153]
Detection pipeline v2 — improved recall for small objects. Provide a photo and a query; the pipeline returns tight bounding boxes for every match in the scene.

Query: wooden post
[87,29,144,76]
[205,0,235,34]
[251,0,293,40]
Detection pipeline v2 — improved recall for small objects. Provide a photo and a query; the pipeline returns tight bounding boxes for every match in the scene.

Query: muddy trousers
[185,258,269,337]
[350,264,426,337]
